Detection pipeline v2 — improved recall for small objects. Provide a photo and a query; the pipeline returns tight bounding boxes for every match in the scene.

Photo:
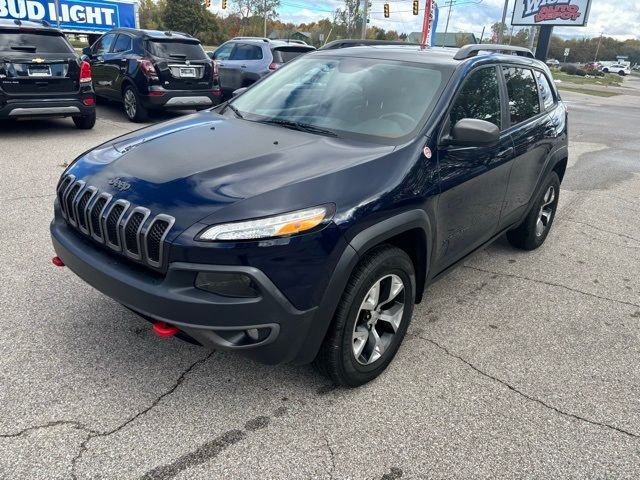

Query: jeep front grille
[56,175,175,270]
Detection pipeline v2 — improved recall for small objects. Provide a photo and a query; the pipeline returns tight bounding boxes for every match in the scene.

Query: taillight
[268,62,278,71]
[79,61,91,83]
[138,59,158,78]
[212,60,219,77]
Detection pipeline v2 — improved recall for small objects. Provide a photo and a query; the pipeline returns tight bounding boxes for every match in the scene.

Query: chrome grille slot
[75,187,96,234]
[64,182,84,226]
[57,175,74,219]
[123,208,150,259]
[103,201,129,251]
[144,215,175,267]
[89,194,111,242]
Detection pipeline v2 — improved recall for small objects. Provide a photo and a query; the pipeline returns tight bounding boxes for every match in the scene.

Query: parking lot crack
[0,420,98,439]
[324,436,337,479]
[464,266,640,309]
[565,219,640,245]
[414,334,639,439]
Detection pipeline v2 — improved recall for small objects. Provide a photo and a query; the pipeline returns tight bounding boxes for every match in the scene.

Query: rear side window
[231,44,263,61]
[0,31,73,54]
[503,67,540,125]
[534,70,555,110]
[112,34,132,53]
[272,47,313,64]
[93,33,115,55]
[147,40,207,60]
[450,67,502,129]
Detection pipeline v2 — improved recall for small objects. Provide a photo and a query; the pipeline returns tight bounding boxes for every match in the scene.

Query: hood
[66,112,395,235]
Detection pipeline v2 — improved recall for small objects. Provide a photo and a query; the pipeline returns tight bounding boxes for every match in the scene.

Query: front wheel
[123,86,148,122]
[314,245,415,387]
[72,110,96,129]
[507,171,560,250]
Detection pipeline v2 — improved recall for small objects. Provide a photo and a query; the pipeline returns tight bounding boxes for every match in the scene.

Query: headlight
[198,205,333,241]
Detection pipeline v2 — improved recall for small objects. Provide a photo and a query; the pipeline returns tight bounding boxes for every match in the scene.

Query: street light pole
[498,0,509,44]
[361,0,368,39]
[594,32,603,62]
[442,1,453,47]
[263,0,267,37]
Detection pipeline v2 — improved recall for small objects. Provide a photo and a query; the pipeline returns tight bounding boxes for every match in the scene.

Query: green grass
[557,86,620,97]
[552,71,624,87]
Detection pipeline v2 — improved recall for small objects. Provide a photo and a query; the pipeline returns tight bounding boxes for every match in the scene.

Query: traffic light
[384,3,389,18]
[221,0,227,9]
[413,0,419,15]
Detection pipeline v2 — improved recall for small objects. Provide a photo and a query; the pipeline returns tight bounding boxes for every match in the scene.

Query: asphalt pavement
[1,88,639,479]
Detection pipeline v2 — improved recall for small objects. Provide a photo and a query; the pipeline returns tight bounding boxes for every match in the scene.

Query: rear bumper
[0,96,95,119]
[142,89,222,110]
[50,215,319,365]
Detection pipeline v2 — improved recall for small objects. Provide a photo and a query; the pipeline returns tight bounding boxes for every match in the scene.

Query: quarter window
[112,35,132,53]
[450,67,502,130]
[93,34,115,55]
[503,67,541,125]
[534,70,555,110]
[231,44,263,61]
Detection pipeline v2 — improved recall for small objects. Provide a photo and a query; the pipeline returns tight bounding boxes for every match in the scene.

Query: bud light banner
[512,0,592,27]
[0,0,138,33]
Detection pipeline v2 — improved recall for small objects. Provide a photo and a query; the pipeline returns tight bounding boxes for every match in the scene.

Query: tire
[122,86,148,122]
[603,68,609,73]
[507,171,560,251]
[314,245,415,387]
[72,110,96,129]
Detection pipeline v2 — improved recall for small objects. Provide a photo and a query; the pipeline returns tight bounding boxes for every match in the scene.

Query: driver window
[93,34,115,55]
[450,67,502,130]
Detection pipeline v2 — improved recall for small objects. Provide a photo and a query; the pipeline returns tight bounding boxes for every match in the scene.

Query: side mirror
[445,119,500,147]
[82,47,92,56]
[232,87,248,97]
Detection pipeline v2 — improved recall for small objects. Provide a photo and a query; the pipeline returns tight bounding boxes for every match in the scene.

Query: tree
[139,0,166,30]
[490,22,507,43]
[335,0,362,38]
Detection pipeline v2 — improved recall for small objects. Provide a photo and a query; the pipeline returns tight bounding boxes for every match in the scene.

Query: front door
[89,33,116,97]
[434,66,514,271]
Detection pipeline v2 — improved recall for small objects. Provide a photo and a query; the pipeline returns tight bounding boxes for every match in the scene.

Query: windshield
[0,31,73,54]
[229,55,449,143]
[146,40,207,60]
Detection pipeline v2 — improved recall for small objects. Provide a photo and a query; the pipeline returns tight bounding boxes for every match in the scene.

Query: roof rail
[319,39,421,50]
[454,44,534,60]
[232,36,270,42]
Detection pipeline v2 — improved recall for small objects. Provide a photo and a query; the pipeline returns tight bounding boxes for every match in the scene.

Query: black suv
[51,44,568,387]
[83,28,221,122]
[0,19,96,129]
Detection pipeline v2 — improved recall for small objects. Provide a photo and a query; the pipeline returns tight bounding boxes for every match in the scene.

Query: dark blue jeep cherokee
[51,44,568,387]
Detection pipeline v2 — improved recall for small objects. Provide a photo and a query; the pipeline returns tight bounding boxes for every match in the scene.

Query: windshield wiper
[220,102,244,119]
[258,119,338,137]
[11,45,37,52]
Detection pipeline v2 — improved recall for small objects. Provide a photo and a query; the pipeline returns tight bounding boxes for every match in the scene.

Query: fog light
[195,272,259,298]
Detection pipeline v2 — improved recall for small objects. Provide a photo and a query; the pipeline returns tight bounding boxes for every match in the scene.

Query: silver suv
[209,37,315,97]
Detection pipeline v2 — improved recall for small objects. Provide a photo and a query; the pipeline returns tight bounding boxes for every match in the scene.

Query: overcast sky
[210,1,640,40]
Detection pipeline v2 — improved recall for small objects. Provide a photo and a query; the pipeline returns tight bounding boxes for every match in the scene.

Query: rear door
[227,43,264,88]
[212,42,236,92]
[89,33,116,97]
[435,66,514,270]
[101,33,134,99]
[0,29,79,98]
[145,38,213,91]
[499,66,555,227]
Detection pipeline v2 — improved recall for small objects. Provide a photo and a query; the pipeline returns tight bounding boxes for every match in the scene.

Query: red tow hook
[153,321,179,338]
[52,256,65,267]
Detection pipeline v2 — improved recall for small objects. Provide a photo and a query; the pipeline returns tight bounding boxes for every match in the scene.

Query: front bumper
[50,218,319,365]
[0,96,95,119]
[142,89,222,110]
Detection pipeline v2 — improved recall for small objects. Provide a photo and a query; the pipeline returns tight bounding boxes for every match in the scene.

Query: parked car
[51,43,568,387]
[83,28,221,122]
[602,63,631,76]
[0,19,96,128]
[209,37,315,97]
[545,58,560,67]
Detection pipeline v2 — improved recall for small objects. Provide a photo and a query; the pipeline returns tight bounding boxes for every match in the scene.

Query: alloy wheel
[124,90,137,119]
[536,185,556,237]
[352,274,405,365]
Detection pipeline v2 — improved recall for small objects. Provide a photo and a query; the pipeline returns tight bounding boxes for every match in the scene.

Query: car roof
[311,44,546,69]
[0,18,62,32]
[110,28,199,42]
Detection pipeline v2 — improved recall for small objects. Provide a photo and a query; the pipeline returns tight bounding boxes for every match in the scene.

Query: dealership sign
[0,0,138,33]
[512,0,592,26]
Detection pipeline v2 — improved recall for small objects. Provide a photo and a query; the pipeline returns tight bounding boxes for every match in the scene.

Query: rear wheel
[507,171,560,250]
[72,110,96,129]
[123,86,148,122]
[314,245,415,387]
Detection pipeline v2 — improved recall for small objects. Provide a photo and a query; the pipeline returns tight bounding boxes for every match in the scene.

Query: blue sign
[0,0,137,33]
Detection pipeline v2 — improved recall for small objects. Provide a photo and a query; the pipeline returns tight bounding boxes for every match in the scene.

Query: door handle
[240,65,247,68]
[497,147,514,159]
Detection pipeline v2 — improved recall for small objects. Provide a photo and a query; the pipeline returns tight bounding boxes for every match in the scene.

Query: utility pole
[442,1,453,47]
[498,0,509,44]
[594,32,603,62]
[479,26,485,43]
[54,0,61,28]
[361,0,368,39]
[263,0,268,38]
